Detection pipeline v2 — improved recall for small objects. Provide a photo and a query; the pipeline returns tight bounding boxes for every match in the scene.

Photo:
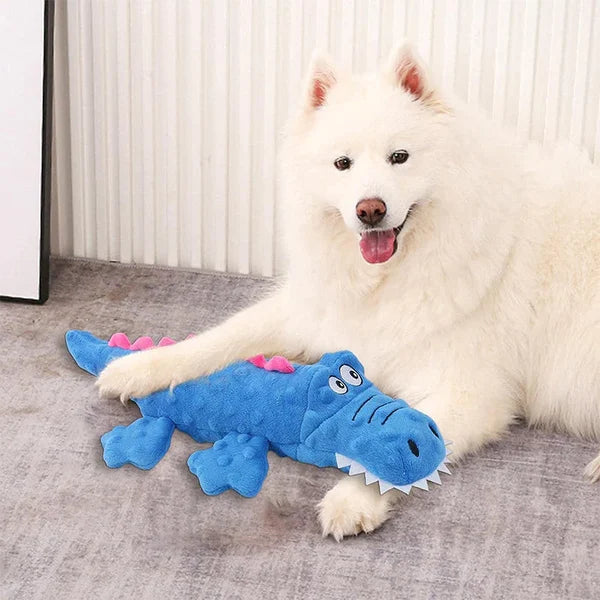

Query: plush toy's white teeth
[335,449,452,495]
[335,454,353,468]
[378,480,395,493]
[445,440,453,456]
[426,470,442,485]
[348,461,366,476]
[412,478,429,491]
[364,471,379,485]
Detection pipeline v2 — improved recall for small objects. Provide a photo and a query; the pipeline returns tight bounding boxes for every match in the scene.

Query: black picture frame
[0,0,54,304]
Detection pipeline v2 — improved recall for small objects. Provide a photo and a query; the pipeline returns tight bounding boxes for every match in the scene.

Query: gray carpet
[2,258,599,600]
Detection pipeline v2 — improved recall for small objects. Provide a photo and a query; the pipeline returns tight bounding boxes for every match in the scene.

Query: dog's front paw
[96,350,175,402]
[318,477,391,541]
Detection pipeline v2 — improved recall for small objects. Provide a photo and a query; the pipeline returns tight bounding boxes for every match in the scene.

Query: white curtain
[51,0,600,276]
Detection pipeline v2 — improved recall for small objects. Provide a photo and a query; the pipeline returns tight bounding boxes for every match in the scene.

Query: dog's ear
[383,42,446,111]
[303,50,338,111]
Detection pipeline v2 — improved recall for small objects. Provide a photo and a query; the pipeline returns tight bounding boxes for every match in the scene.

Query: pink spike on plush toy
[248,355,267,368]
[247,354,295,374]
[130,336,155,351]
[265,356,295,373]
[108,333,131,349]
[158,337,176,347]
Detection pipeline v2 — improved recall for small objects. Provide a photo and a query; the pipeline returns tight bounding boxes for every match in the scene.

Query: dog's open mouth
[358,209,413,264]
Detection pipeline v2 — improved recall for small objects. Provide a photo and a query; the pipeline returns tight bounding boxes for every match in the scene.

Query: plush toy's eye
[339,364,362,386]
[328,376,348,394]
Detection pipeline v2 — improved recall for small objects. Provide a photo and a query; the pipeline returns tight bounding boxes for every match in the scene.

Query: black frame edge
[38,0,55,304]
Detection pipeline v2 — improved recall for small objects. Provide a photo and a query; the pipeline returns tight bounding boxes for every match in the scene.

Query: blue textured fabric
[66,330,448,497]
[101,417,175,470]
[188,433,270,497]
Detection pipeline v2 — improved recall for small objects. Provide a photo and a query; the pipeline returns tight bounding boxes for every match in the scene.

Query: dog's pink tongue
[359,229,396,264]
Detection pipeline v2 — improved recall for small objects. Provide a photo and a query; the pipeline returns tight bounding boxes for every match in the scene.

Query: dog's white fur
[97,44,600,540]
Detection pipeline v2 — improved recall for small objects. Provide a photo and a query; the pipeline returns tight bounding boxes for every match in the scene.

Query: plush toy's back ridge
[247,354,295,373]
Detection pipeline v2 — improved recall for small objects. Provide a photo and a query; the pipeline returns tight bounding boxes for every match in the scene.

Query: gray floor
[2,258,599,600]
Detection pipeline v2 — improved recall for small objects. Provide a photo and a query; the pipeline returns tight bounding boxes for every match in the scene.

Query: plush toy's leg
[101,417,175,470]
[187,432,269,498]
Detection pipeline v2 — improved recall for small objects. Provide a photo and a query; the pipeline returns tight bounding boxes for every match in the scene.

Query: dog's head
[282,43,453,265]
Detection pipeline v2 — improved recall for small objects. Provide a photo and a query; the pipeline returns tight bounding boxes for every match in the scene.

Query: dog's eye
[339,364,362,386]
[389,150,409,165]
[328,376,348,394]
[334,156,352,171]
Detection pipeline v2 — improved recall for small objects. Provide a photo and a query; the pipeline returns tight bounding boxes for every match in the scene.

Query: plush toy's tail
[65,330,132,377]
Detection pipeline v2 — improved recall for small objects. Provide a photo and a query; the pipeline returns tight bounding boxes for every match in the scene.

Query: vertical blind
[51,0,600,276]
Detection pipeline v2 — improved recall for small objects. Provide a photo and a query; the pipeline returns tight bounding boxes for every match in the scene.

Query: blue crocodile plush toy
[66,330,451,497]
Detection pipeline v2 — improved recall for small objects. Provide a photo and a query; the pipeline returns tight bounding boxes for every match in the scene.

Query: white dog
[97,43,600,541]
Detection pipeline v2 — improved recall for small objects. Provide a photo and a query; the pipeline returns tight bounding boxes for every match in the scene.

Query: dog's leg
[96,289,301,401]
[319,368,518,540]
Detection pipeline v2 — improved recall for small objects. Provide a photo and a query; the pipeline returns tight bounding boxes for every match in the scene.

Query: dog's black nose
[356,198,387,226]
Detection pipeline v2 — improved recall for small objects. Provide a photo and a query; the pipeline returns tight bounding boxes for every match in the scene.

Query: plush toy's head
[302,350,449,493]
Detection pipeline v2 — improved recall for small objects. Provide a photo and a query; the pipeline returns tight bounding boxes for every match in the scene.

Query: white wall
[51,0,600,277]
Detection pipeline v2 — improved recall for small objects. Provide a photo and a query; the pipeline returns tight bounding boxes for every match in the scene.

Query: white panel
[392,0,407,42]
[154,0,179,267]
[103,0,120,262]
[227,0,252,274]
[491,0,511,122]
[258,0,277,276]
[51,0,73,258]
[416,0,433,63]
[128,0,148,263]
[90,0,108,260]
[65,0,85,257]
[517,0,539,140]
[441,0,459,92]
[202,0,228,273]
[365,0,382,70]
[543,0,566,144]
[314,0,330,52]
[584,0,600,162]
[139,0,155,265]
[177,0,203,269]
[115,0,132,263]
[51,0,600,275]
[79,0,97,258]
[569,0,594,146]
[467,0,485,106]
[338,0,356,71]
[0,0,44,299]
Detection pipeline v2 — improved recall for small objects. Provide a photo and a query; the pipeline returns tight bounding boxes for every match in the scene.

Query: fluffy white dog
[97,43,600,541]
